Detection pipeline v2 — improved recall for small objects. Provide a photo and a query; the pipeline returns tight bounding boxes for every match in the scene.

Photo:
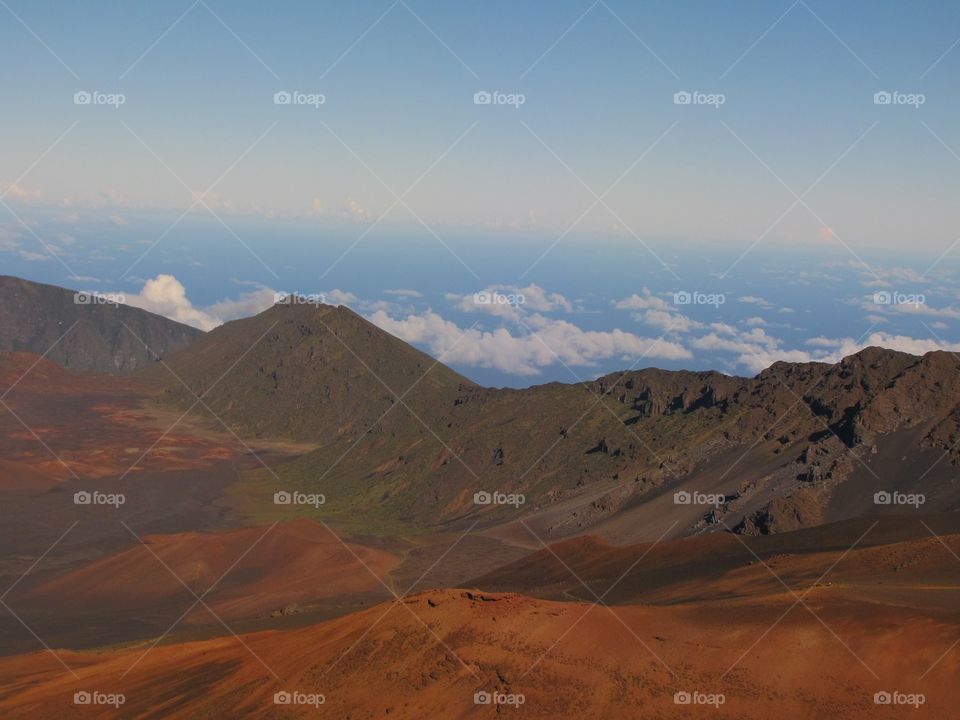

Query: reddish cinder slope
[0,352,248,482]
[473,520,960,610]
[22,519,398,622]
[0,587,958,719]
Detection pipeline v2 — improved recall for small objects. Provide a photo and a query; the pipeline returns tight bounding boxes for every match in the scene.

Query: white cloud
[851,293,960,322]
[694,319,960,375]
[117,277,379,331]
[693,327,778,353]
[614,288,673,312]
[883,302,960,320]
[511,284,573,313]
[325,289,357,305]
[204,285,277,322]
[362,299,403,313]
[95,275,960,380]
[3,183,40,202]
[450,283,573,319]
[383,288,423,298]
[17,250,50,262]
[635,308,702,333]
[738,295,771,307]
[812,332,960,359]
[613,289,703,334]
[190,191,234,213]
[339,198,370,220]
[696,323,806,372]
[693,328,817,373]
[119,274,279,331]
[367,309,690,376]
[864,266,926,288]
[805,336,842,348]
[122,274,222,330]
[340,198,371,221]
[306,197,371,221]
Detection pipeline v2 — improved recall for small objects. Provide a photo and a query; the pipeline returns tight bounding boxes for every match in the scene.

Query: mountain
[0,275,203,374]
[149,300,475,440]
[150,298,960,539]
[2,288,960,719]
[6,276,953,541]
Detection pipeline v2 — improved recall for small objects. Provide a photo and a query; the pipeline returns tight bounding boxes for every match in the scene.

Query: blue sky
[2,1,960,385]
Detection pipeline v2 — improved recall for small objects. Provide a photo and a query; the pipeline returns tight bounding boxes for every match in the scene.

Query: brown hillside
[0,276,203,374]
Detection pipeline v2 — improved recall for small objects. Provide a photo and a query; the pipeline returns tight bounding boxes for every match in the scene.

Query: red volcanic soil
[22,519,399,623]
[0,352,132,393]
[472,517,960,610]
[0,352,253,482]
[0,586,957,719]
[0,459,63,492]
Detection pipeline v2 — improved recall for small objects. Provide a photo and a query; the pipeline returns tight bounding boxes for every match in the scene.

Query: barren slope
[0,276,203,374]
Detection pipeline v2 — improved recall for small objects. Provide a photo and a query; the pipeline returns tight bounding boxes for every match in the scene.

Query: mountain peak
[154,295,474,440]
[0,275,203,374]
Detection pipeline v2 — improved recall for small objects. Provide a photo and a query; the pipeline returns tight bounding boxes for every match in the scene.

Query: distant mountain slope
[0,276,203,374]
[151,297,960,538]
[151,300,475,440]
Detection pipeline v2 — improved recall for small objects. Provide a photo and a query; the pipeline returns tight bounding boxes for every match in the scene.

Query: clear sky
[2,0,959,247]
[2,1,960,386]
